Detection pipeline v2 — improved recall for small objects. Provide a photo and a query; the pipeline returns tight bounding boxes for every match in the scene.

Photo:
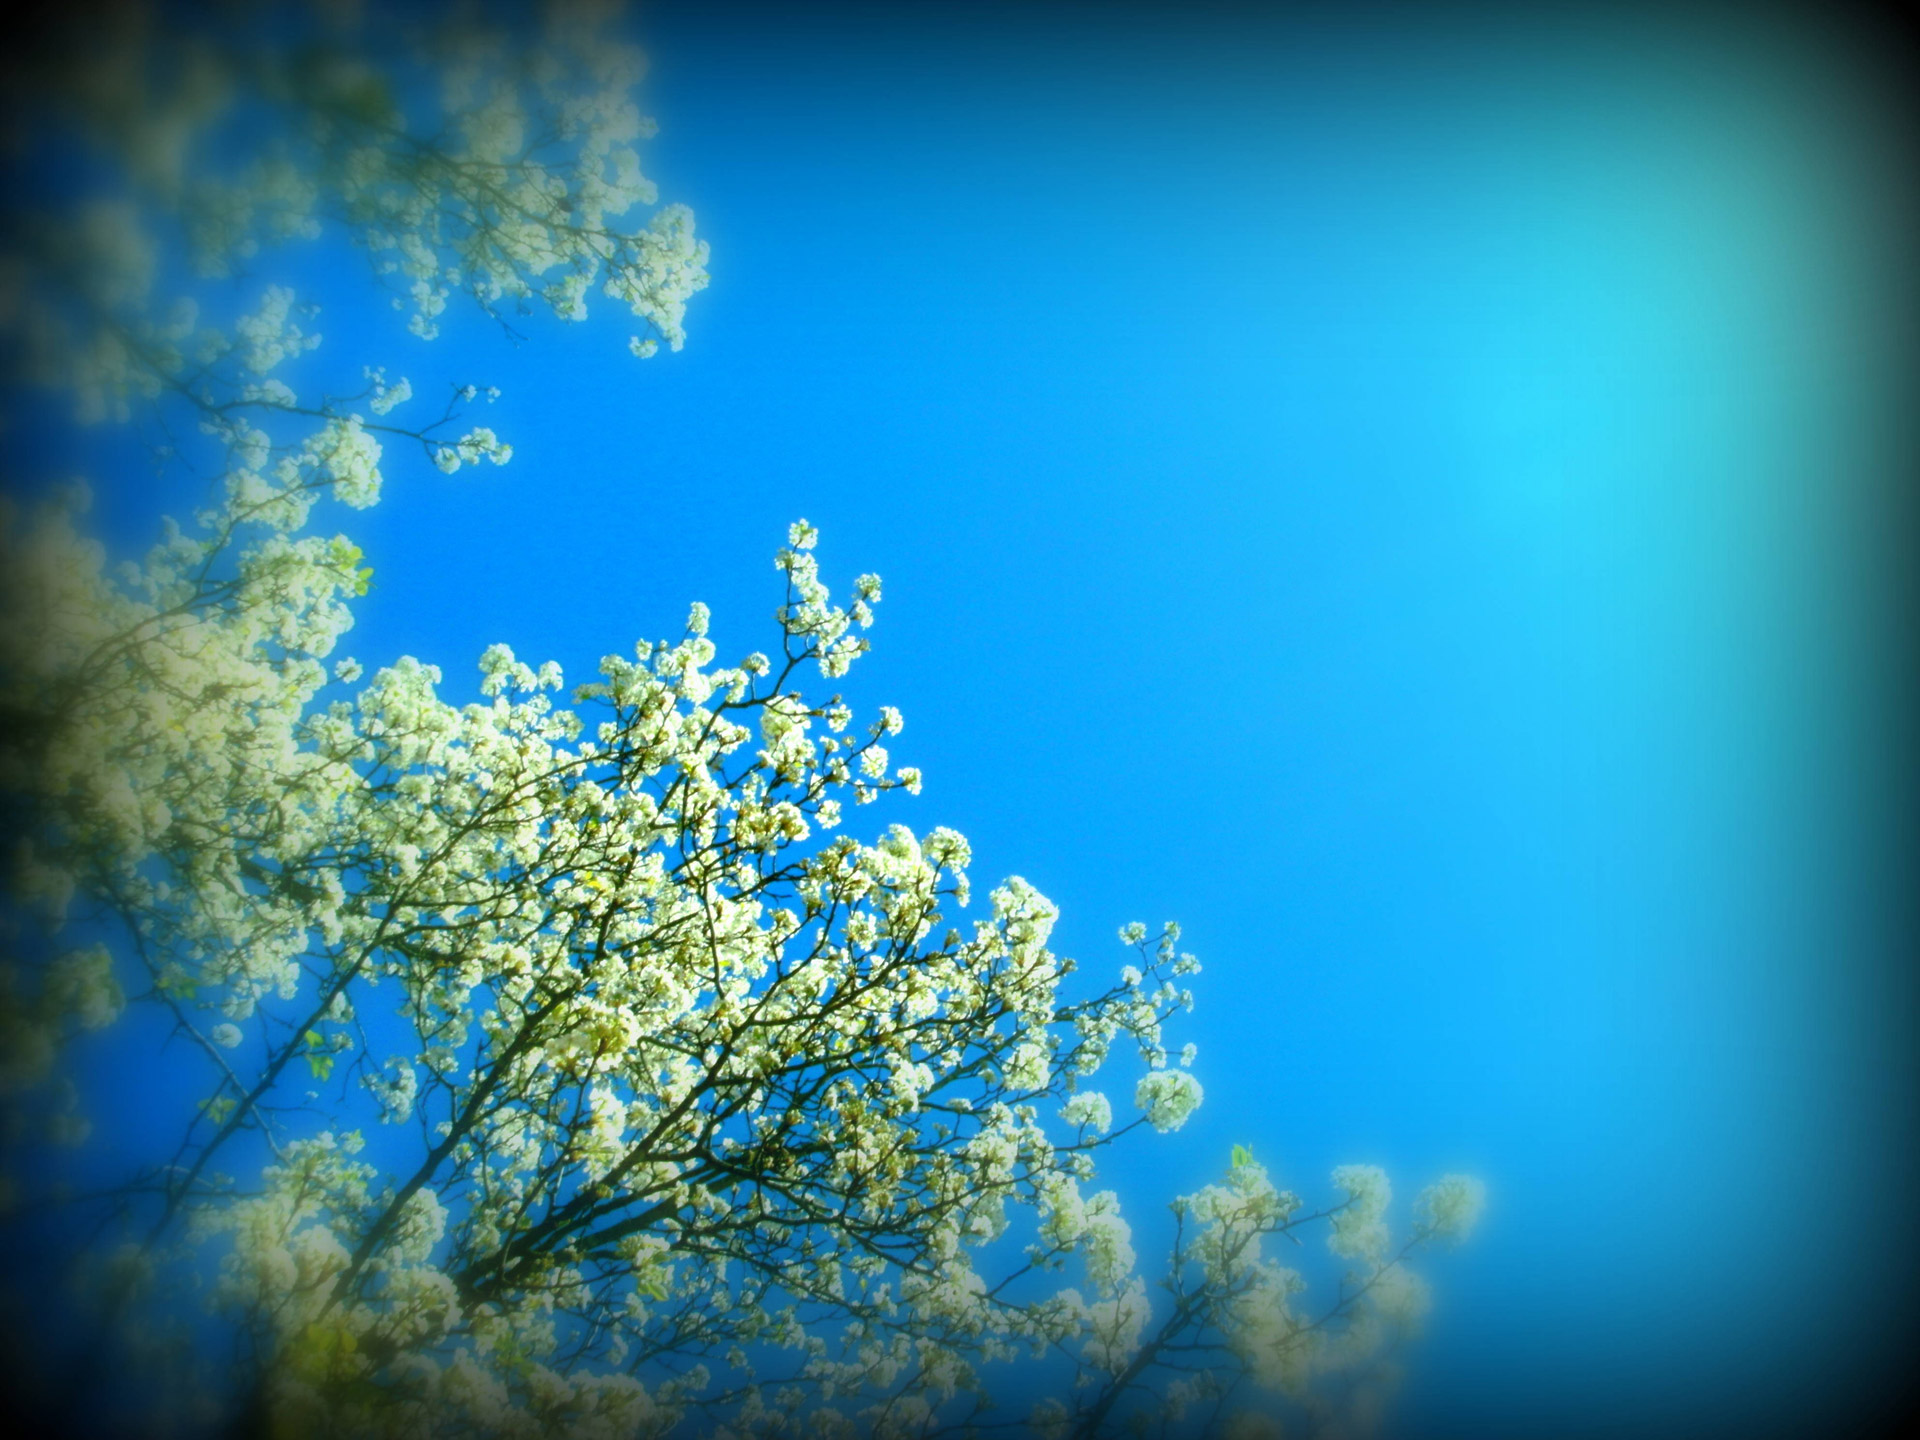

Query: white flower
[366,1061,419,1125]
[1329,1164,1393,1262]
[453,426,511,466]
[1029,1399,1071,1440]
[1370,1262,1432,1327]
[1004,1041,1050,1091]
[367,373,412,415]
[1135,1070,1202,1132]
[1082,1276,1148,1373]
[209,1022,243,1049]
[1061,1091,1112,1134]
[1078,1192,1135,1293]
[1415,1174,1486,1244]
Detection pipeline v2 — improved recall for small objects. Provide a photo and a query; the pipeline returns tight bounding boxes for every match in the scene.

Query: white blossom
[1135,1069,1204,1132]
[0,8,1480,1432]
[1415,1174,1487,1245]
[1061,1091,1112,1134]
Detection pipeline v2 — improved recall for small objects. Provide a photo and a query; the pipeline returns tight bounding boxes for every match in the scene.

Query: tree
[0,4,1482,1436]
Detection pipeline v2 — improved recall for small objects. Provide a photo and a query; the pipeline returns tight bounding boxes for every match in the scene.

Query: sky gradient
[41,2,1920,1436]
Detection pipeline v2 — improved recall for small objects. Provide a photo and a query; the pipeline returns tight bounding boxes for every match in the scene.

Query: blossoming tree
[0,3,1481,1436]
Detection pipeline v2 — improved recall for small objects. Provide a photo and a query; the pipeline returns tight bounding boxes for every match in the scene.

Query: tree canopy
[0,4,1481,1436]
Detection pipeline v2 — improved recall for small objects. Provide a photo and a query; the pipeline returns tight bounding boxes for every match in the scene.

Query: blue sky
[42,2,1918,1436]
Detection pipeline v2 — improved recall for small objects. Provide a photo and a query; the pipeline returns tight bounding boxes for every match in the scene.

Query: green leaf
[1231,1143,1254,1169]
[304,1029,335,1080]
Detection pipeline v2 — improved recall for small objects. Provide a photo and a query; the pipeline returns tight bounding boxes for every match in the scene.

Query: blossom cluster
[0,0,708,425]
[3,476,1214,1435]
[0,3,1481,1434]
[1,461,1477,1435]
